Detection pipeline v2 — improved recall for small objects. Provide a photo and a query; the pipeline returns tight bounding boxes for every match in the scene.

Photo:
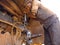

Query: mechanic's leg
[43,16,60,45]
[44,27,52,45]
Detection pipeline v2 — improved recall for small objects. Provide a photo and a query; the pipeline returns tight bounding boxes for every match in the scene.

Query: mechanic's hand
[31,0,41,15]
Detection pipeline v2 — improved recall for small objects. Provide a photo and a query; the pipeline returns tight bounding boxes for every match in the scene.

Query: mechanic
[31,0,60,45]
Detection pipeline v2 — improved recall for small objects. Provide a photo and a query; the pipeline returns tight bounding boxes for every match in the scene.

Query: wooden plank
[0,2,19,17]
[6,0,22,15]
[12,0,25,13]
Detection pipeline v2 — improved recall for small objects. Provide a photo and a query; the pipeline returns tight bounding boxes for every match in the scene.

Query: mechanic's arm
[31,0,57,28]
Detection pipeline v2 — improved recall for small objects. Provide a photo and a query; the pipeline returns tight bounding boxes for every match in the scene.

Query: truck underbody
[0,0,44,45]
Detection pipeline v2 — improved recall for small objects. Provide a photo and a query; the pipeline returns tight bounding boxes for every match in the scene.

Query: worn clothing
[36,6,60,45]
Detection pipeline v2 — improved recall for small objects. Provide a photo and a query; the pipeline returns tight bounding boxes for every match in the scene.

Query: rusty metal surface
[0,0,44,44]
